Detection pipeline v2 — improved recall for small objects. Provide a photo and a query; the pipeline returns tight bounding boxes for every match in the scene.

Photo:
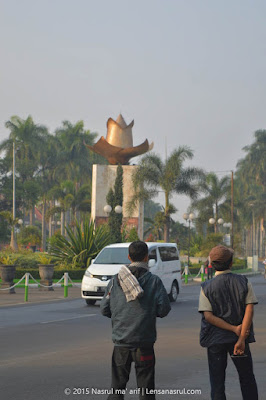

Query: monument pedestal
[91,165,143,239]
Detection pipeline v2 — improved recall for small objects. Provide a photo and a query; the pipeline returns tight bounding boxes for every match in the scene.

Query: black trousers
[207,342,258,400]
[108,345,156,400]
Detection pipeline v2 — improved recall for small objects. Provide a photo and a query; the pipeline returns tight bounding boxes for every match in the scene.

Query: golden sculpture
[85,114,153,165]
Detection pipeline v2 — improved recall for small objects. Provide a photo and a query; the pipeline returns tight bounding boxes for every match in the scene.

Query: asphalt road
[0,275,265,400]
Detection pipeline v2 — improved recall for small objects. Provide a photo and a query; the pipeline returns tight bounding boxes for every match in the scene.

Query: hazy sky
[1,0,266,222]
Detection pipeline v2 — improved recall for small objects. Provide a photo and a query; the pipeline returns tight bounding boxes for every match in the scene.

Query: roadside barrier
[182,265,206,284]
[25,273,29,301]
[28,273,65,289]
[201,265,205,282]
[64,272,68,298]
[0,272,80,302]
[0,274,27,291]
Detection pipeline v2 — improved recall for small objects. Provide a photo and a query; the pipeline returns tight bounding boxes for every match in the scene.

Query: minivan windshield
[94,247,130,265]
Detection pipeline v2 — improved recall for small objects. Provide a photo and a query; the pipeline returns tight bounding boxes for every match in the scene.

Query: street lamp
[14,219,24,235]
[183,212,195,266]
[103,204,112,215]
[223,222,232,229]
[209,217,224,233]
[223,222,232,246]
[104,205,123,215]
[51,220,56,236]
[104,204,123,241]
[114,205,122,214]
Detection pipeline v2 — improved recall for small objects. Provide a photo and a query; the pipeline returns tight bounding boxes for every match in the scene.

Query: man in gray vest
[198,245,258,400]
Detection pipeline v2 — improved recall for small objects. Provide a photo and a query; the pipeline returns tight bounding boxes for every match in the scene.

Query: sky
[1,0,266,222]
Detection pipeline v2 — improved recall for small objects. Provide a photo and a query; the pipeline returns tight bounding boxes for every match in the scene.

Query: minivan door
[158,246,180,293]
[148,247,162,279]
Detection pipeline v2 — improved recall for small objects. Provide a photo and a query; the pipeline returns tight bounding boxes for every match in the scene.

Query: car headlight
[85,270,93,278]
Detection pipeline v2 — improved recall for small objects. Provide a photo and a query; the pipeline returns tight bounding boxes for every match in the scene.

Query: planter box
[38,264,55,291]
[0,265,16,294]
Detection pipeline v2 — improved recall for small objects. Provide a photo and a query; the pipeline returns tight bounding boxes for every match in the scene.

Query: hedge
[14,268,85,280]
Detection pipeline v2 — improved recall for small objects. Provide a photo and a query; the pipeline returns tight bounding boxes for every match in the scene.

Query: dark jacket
[100,266,171,346]
[200,273,255,347]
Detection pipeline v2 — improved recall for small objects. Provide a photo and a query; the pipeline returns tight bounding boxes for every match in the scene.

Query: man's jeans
[108,346,155,400]
[207,342,258,400]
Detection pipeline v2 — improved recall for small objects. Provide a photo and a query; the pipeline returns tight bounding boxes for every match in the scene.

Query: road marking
[41,314,97,324]
[0,346,91,367]
[177,296,199,302]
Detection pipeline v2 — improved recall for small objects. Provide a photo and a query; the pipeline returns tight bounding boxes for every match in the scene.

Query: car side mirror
[148,259,156,268]
[91,259,95,264]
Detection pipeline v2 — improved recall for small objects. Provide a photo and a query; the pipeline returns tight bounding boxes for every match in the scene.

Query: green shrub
[15,268,85,280]
[126,227,139,242]
[50,218,111,268]
[14,254,40,269]
[17,226,41,246]
[15,268,40,279]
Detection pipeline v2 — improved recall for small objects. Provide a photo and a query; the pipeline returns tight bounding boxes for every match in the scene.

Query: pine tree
[106,165,123,243]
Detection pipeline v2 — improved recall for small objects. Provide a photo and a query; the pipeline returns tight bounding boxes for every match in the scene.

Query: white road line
[177,297,199,302]
[41,314,97,324]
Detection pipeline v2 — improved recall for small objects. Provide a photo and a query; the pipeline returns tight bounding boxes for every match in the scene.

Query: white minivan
[81,242,181,305]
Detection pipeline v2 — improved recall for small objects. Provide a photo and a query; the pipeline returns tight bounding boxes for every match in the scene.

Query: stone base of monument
[91,164,143,239]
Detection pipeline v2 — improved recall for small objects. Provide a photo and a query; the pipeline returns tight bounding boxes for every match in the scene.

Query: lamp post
[223,222,232,246]
[183,212,195,266]
[51,220,56,236]
[104,205,122,216]
[10,142,18,250]
[209,217,224,233]
[104,204,123,242]
[103,204,112,215]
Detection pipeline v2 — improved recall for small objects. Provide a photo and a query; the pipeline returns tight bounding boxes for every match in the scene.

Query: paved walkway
[0,286,82,307]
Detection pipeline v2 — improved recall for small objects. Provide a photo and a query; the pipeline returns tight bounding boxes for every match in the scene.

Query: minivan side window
[149,249,157,262]
[159,247,179,261]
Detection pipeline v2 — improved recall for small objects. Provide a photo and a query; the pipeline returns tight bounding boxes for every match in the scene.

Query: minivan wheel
[168,282,179,302]
[86,299,96,306]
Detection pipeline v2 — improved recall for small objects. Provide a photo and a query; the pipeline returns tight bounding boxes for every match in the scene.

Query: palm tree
[46,180,91,235]
[238,130,266,188]
[129,147,204,242]
[0,211,19,250]
[0,116,49,225]
[36,134,59,250]
[54,120,100,184]
[192,173,230,233]
[235,130,266,256]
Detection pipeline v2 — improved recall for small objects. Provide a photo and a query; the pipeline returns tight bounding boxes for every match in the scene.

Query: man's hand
[234,337,245,355]
[233,324,242,337]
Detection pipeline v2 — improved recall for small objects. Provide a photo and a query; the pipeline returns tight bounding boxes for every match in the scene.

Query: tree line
[0,115,106,250]
[0,115,265,257]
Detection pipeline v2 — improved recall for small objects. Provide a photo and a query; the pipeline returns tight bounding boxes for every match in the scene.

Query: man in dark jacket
[101,241,171,399]
[198,245,258,400]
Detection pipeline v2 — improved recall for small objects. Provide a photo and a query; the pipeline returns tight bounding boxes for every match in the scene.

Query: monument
[85,114,153,165]
[86,114,153,238]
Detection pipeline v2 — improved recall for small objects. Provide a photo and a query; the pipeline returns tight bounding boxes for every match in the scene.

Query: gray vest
[200,273,255,347]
